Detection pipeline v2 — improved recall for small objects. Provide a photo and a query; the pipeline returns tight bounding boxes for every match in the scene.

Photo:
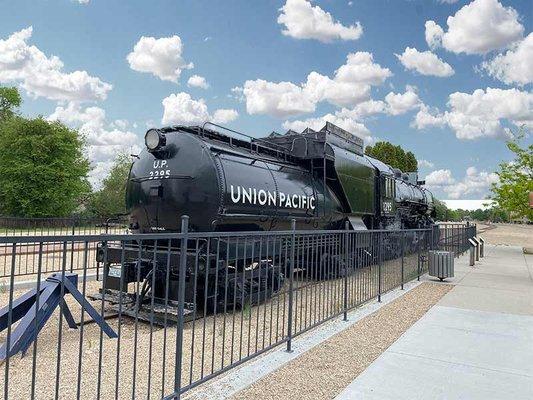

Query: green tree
[0,116,90,217]
[405,151,418,172]
[89,154,132,217]
[0,86,21,120]
[434,199,450,221]
[490,128,533,221]
[365,141,418,172]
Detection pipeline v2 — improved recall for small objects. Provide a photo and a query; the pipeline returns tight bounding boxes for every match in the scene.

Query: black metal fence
[0,222,474,399]
[0,217,128,279]
[437,223,477,255]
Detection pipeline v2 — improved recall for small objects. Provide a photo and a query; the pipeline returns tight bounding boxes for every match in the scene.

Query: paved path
[335,244,533,400]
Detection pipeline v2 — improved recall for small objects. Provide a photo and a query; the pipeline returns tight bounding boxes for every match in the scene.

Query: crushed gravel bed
[230,282,452,400]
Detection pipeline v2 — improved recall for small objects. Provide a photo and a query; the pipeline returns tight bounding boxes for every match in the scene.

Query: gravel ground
[477,223,533,248]
[230,282,452,400]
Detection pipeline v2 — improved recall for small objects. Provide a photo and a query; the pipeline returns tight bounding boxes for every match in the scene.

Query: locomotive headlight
[145,129,166,151]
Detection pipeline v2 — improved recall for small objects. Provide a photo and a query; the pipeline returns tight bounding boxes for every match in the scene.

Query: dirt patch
[478,223,533,248]
[231,282,452,400]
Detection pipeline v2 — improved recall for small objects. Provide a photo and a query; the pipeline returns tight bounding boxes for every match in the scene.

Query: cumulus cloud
[337,99,387,120]
[417,159,435,169]
[212,108,239,124]
[187,74,209,89]
[277,0,363,42]
[425,21,444,50]
[280,86,422,144]
[427,0,524,55]
[240,52,391,118]
[384,88,421,115]
[161,92,238,126]
[241,79,315,118]
[48,103,141,188]
[425,167,498,199]
[412,88,532,140]
[396,47,454,77]
[0,27,112,102]
[481,33,533,86]
[337,86,421,119]
[127,35,193,83]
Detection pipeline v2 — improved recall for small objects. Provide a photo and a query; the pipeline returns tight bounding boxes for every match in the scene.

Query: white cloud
[242,79,314,118]
[481,33,533,86]
[334,52,392,85]
[127,35,193,83]
[241,52,391,118]
[412,104,447,130]
[187,74,209,89]
[425,167,498,199]
[427,0,524,55]
[212,108,239,124]
[337,99,387,120]
[425,21,444,50]
[338,86,421,119]
[277,0,363,42]
[418,159,435,169]
[396,47,454,77]
[282,114,371,141]
[48,103,141,188]
[425,169,455,186]
[0,27,112,102]
[384,88,421,115]
[412,88,533,140]
[161,92,238,126]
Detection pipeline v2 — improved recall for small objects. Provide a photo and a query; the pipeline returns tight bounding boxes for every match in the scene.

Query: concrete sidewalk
[335,244,533,400]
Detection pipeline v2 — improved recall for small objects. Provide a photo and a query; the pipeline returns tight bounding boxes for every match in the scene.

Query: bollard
[472,237,480,261]
[479,236,485,258]
[468,238,477,266]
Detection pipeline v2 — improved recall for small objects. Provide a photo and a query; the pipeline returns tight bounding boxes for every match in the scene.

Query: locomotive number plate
[382,201,393,213]
[108,267,122,278]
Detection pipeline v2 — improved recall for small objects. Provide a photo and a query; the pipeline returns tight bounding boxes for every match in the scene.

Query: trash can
[428,250,454,281]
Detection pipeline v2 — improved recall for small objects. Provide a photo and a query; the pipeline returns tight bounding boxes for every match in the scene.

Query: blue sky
[0,0,531,202]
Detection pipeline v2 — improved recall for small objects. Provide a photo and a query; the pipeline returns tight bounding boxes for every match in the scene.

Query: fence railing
[0,222,474,399]
[0,216,129,237]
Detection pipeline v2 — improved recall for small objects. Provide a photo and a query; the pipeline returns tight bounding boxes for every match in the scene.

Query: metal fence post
[417,232,421,281]
[378,232,382,303]
[401,231,405,290]
[70,220,76,273]
[343,221,349,321]
[173,215,189,399]
[286,219,296,352]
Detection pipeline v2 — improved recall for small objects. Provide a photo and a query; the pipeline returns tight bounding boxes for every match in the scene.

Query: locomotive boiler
[95,122,435,323]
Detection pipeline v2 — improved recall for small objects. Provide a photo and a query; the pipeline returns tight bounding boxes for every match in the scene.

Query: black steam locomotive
[128,122,434,233]
[96,122,435,322]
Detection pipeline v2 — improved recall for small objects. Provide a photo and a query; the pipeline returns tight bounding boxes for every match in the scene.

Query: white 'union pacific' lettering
[230,185,316,210]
